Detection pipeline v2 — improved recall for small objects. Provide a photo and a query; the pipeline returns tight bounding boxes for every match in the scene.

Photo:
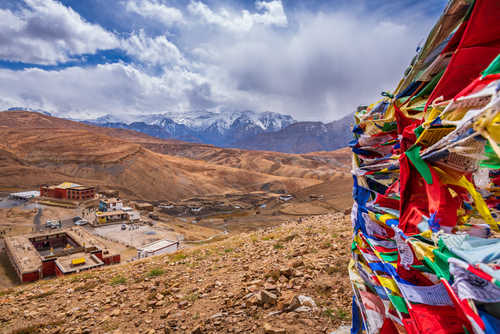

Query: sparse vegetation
[147,268,165,277]
[273,243,284,249]
[320,241,332,249]
[280,233,297,242]
[323,308,335,319]
[0,288,14,296]
[170,252,187,262]
[110,275,127,285]
[70,272,94,283]
[75,280,99,292]
[185,292,199,302]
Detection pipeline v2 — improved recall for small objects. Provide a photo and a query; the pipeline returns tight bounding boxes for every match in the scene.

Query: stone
[210,312,224,319]
[191,326,202,334]
[247,293,262,306]
[329,325,351,334]
[260,290,277,306]
[279,267,293,279]
[285,295,317,312]
[263,322,286,334]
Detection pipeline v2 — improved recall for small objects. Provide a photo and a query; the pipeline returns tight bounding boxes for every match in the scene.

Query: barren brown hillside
[0,111,350,201]
[140,142,351,181]
[0,214,352,334]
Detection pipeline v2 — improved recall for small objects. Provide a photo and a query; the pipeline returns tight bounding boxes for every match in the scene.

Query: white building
[99,198,123,211]
[122,206,140,222]
[9,191,40,200]
[137,239,180,259]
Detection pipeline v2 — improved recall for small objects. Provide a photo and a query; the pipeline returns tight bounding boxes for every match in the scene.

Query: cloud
[121,30,186,67]
[0,0,119,65]
[0,62,210,118]
[0,1,440,122]
[125,0,184,26]
[188,8,434,120]
[187,0,287,32]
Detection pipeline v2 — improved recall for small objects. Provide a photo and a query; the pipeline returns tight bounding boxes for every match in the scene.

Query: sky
[0,0,447,121]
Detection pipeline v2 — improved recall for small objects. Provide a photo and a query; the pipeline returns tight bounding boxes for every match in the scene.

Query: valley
[0,110,352,295]
[0,111,350,201]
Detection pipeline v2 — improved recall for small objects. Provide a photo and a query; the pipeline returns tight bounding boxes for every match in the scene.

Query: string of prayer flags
[349,1,500,332]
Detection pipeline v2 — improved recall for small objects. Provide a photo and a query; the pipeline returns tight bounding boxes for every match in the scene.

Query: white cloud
[0,0,119,65]
[187,0,287,32]
[0,1,439,122]
[0,62,208,118]
[121,30,186,66]
[126,0,184,26]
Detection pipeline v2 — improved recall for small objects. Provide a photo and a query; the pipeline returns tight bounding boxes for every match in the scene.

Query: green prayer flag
[482,53,500,77]
[388,294,409,314]
[406,146,433,184]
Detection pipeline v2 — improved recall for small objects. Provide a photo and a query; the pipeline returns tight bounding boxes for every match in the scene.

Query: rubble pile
[349,1,500,333]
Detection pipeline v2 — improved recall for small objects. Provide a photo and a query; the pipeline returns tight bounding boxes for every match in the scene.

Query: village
[0,180,349,286]
[2,182,189,284]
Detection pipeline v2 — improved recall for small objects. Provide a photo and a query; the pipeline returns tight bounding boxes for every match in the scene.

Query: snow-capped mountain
[82,110,296,147]
[233,114,353,153]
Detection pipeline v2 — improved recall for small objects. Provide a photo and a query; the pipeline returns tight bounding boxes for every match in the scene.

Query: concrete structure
[99,198,123,212]
[55,253,104,276]
[122,206,141,222]
[40,182,95,201]
[137,239,180,259]
[4,227,119,283]
[8,191,40,200]
[95,210,128,225]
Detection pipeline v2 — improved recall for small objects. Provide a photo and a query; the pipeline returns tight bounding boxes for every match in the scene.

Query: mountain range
[82,110,296,147]
[0,110,351,201]
[80,110,352,153]
[234,114,353,153]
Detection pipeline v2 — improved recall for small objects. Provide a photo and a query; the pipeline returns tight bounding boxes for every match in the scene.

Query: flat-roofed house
[95,210,128,225]
[40,182,95,201]
[137,239,180,259]
[99,198,123,212]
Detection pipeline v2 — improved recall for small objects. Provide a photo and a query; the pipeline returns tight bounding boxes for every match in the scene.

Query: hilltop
[0,111,351,201]
[0,213,352,334]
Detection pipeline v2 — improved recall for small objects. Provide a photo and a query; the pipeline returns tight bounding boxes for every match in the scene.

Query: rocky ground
[0,214,352,334]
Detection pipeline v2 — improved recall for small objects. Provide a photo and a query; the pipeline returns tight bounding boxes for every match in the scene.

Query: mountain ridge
[0,110,350,201]
[234,114,353,153]
[80,110,352,153]
[82,110,296,148]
